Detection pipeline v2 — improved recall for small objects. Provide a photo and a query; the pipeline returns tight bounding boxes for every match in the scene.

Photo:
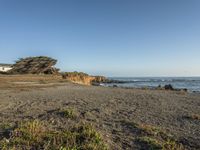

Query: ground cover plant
[0,120,108,150]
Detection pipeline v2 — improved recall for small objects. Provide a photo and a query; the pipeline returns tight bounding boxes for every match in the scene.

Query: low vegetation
[0,120,108,150]
[60,108,78,119]
[137,136,184,150]
[0,123,14,131]
[138,124,184,149]
[62,72,89,78]
[121,120,184,150]
[9,56,59,74]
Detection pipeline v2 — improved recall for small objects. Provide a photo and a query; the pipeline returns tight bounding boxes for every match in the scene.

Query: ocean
[103,77,200,92]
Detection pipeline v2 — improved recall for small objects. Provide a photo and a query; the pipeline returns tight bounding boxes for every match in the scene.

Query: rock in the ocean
[164,84,174,90]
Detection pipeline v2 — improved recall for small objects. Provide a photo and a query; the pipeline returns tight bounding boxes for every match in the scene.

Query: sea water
[104,77,200,92]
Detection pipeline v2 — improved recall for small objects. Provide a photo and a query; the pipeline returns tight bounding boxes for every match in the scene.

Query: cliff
[62,72,108,85]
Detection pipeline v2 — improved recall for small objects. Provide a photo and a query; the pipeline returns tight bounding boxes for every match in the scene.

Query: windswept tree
[9,56,59,74]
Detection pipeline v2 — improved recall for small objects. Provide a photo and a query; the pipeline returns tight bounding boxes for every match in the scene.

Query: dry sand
[0,75,200,149]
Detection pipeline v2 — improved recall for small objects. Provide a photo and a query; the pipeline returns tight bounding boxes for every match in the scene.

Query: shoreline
[100,84,200,94]
[102,77,200,93]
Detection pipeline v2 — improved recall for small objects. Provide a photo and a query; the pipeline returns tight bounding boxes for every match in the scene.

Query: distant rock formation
[9,56,59,74]
[156,84,187,92]
[62,72,108,85]
[164,84,174,90]
[92,76,108,83]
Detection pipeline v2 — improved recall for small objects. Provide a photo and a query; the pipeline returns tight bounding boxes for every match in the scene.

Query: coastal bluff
[0,56,109,86]
[62,72,108,85]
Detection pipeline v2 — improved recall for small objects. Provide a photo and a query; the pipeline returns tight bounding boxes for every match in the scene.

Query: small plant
[60,108,77,119]
[0,123,15,140]
[77,123,102,144]
[162,139,184,150]
[0,123,13,131]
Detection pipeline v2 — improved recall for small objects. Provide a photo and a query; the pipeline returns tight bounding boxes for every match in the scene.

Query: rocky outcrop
[62,72,108,85]
[156,84,188,92]
[92,76,108,83]
[9,56,59,74]
[164,84,174,90]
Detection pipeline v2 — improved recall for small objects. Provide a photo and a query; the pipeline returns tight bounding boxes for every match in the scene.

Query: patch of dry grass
[0,120,108,150]
[121,120,184,150]
[137,136,184,150]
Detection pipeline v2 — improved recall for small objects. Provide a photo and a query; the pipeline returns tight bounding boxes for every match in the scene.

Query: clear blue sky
[0,0,200,77]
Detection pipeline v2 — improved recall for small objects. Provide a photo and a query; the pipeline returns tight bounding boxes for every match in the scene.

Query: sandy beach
[0,75,199,149]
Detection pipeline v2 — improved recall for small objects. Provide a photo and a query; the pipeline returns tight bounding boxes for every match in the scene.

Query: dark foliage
[9,56,59,74]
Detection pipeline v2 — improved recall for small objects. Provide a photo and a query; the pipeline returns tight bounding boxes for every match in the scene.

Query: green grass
[0,120,108,150]
[0,123,13,131]
[60,108,78,119]
[162,139,184,150]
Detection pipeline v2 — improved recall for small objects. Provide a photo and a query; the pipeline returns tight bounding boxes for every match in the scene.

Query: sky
[0,0,200,77]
